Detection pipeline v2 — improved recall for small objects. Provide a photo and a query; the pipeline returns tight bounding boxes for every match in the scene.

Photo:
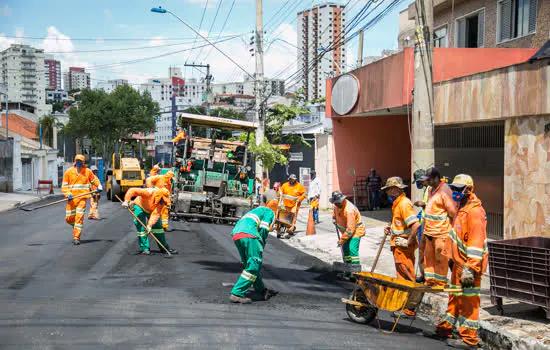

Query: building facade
[63,67,90,91]
[95,79,128,93]
[213,77,285,97]
[404,0,550,49]
[46,88,69,102]
[44,56,62,90]
[297,3,347,100]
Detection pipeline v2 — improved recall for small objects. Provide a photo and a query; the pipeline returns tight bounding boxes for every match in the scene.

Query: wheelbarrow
[341,229,462,333]
[274,197,300,239]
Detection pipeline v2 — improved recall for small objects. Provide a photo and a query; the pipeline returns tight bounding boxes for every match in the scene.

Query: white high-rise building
[138,67,207,145]
[297,3,346,100]
[0,44,50,116]
[213,77,285,97]
[63,67,90,91]
[96,79,128,93]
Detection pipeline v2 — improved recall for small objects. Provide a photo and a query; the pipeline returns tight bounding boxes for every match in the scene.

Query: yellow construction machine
[105,152,145,202]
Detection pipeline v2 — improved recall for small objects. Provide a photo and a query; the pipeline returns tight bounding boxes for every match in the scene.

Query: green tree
[65,85,159,161]
[47,100,65,113]
[36,114,59,148]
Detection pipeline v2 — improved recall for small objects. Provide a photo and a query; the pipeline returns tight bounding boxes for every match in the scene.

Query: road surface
[0,196,446,349]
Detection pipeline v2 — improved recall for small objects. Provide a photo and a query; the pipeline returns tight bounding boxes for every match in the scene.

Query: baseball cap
[449,174,474,190]
[413,169,426,182]
[419,167,441,182]
[381,176,408,190]
[310,169,316,175]
[288,174,297,180]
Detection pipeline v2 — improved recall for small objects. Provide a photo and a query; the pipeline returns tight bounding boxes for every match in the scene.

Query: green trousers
[133,205,170,252]
[231,237,265,297]
[342,237,361,265]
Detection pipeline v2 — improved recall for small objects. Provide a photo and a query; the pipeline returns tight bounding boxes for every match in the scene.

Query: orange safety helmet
[164,171,175,181]
[153,188,171,206]
[74,154,86,165]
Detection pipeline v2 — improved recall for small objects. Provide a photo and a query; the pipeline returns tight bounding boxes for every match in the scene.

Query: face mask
[75,161,83,167]
[452,191,465,202]
[416,182,423,190]
[387,195,397,204]
[159,199,165,205]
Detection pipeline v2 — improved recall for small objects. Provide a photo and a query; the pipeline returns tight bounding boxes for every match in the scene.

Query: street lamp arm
[151,7,253,80]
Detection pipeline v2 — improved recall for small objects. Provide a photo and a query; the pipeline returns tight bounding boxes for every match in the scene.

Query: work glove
[146,226,152,234]
[96,184,103,193]
[395,237,409,248]
[67,194,73,201]
[121,200,129,208]
[460,266,475,288]
[337,239,345,248]
[384,225,391,236]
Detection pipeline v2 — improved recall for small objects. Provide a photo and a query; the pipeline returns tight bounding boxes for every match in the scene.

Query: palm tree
[36,114,59,148]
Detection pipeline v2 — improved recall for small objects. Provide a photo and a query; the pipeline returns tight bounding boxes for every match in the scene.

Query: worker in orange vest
[88,165,101,220]
[171,127,187,144]
[148,163,161,178]
[330,190,366,279]
[424,174,488,349]
[417,167,457,287]
[122,187,178,256]
[278,174,306,237]
[382,176,421,318]
[61,155,102,245]
[146,171,175,231]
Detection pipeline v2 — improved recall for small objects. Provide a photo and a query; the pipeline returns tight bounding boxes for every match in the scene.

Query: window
[434,26,448,47]
[455,9,485,48]
[498,0,537,42]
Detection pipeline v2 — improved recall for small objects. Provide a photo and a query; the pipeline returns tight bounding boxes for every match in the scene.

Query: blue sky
[0,0,410,87]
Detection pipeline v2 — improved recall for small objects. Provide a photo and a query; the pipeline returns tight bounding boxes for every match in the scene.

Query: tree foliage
[47,100,65,113]
[64,86,159,160]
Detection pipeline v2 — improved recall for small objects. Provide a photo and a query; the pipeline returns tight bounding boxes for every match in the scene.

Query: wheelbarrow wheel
[346,290,377,325]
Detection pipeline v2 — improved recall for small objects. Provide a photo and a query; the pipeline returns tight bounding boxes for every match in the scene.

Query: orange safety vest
[171,132,186,143]
[61,167,100,199]
[390,193,419,247]
[146,174,172,193]
[333,199,366,241]
[279,182,306,208]
[449,194,488,275]
[125,188,170,227]
[423,182,456,238]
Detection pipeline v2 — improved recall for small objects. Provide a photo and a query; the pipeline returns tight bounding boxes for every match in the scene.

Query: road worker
[417,167,457,287]
[146,171,175,231]
[61,155,102,245]
[424,174,488,349]
[148,163,161,178]
[382,177,421,318]
[308,169,321,225]
[88,165,101,220]
[278,174,307,237]
[230,189,278,304]
[122,187,178,256]
[413,169,431,284]
[171,127,187,144]
[330,191,366,279]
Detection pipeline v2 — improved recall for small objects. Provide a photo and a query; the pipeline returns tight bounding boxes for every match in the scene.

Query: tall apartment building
[402,0,549,50]
[96,79,128,93]
[44,55,61,90]
[213,77,285,97]
[297,3,346,100]
[63,67,90,91]
[138,67,207,145]
[0,44,49,116]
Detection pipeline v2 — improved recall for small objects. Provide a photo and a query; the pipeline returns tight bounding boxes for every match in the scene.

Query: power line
[1,34,235,41]
[186,0,210,63]
[203,0,237,61]
[193,0,224,62]
[44,40,200,54]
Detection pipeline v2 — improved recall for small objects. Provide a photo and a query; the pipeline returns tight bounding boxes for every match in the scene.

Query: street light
[150,6,252,79]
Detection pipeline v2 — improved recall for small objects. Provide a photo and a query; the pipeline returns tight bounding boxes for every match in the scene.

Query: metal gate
[22,159,32,191]
[435,122,504,239]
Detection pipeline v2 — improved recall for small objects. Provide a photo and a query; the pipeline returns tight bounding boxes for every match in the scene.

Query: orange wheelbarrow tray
[341,271,462,331]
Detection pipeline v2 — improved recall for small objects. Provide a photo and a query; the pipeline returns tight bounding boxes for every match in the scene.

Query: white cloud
[149,36,167,47]
[39,26,91,70]
[0,27,24,51]
[0,3,12,17]
[104,9,112,21]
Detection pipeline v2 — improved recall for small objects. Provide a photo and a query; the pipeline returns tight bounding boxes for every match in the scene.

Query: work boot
[446,339,479,349]
[423,329,451,341]
[141,250,151,255]
[230,294,252,304]
[164,248,178,255]
[261,288,279,301]
[73,239,80,245]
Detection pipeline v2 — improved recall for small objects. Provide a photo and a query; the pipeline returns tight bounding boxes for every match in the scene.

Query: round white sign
[331,74,359,115]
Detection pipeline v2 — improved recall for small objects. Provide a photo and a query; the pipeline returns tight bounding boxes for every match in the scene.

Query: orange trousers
[88,194,99,219]
[161,205,169,229]
[392,245,417,316]
[436,263,481,346]
[423,235,450,286]
[66,198,87,240]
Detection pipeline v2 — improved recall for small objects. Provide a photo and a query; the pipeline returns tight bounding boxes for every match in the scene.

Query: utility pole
[255,0,265,176]
[184,63,213,136]
[357,30,364,68]
[412,0,435,202]
[1,86,8,140]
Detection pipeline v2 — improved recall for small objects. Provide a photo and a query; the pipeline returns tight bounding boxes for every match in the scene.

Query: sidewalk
[273,207,550,350]
[0,188,63,213]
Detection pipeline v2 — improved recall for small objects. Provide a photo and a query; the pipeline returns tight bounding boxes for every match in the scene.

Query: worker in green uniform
[230,189,279,304]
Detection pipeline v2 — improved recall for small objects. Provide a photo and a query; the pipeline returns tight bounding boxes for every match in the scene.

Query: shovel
[371,227,389,273]
[115,195,173,259]
[19,191,97,211]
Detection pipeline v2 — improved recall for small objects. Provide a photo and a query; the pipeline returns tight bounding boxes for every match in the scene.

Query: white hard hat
[90,165,98,171]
